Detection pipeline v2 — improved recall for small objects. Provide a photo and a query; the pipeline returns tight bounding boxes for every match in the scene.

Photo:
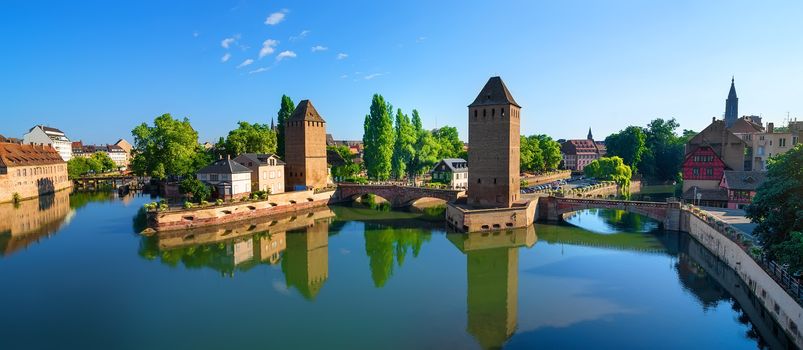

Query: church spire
[587,127,593,140]
[725,77,738,128]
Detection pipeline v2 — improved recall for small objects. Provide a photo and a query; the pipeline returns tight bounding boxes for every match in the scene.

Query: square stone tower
[284,100,328,190]
[468,77,521,208]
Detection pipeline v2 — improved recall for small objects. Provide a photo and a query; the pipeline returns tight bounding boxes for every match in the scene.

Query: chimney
[767,122,774,133]
[712,117,716,123]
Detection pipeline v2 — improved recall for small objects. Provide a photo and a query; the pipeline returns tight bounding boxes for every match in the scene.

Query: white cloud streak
[221,34,240,49]
[265,9,288,25]
[237,59,254,68]
[221,53,231,62]
[364,73,384,80]
[311,45,328,52]
[290,30,310,41]
[249,67,269,74]
[336,53,348,60]
[276,50,297,61]
[259,39,279,59]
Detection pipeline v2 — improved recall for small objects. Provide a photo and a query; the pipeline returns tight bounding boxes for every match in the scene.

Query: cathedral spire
[587,127,593,140]
[725,77,738,128]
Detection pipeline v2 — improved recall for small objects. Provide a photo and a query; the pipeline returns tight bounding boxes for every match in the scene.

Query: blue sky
[2,0,802,144]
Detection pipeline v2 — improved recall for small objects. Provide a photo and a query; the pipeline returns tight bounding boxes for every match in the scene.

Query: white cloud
[311,45,328,52]
[221,53,231,62]
[265,9,288,25]
[276,50,297,61]
[290,30,310,41]
[192,31,199,38]
[221,34,240,49]
[416,36,427,43]
[364,73,384,80]
[249,67,269,74]
[259,39,279,59]
[336,53,348,60]
[340,74,348,79]
[236,59,254,68]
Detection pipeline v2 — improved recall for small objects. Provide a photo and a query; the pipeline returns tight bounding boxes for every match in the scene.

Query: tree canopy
[520,134,560,172]
[604,126,646,167]
[746,144,803,270]
[363,94,395,180]
[604,118,685,182]
[584,156,633,195]
[328,145,361,180]
[131,114,204,179]
[223,121,277,156]
[391,109,416,179]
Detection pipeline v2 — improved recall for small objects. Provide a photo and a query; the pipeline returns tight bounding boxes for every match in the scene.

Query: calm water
[0,191,797,349]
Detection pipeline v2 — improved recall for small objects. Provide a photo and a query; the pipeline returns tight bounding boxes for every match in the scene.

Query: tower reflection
[448,227,536,349]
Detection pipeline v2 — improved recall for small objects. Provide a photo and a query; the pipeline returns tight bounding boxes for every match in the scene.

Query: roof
[197,158,251,174]
[561,139,601,155]
[0,142,64,168]
[468,76,520,108]
[682,187,728,201]
[289,100,326,123]
[722,171,767,191]
[728,77,737,99]
[29,125,66,135]
[686,120,746,157]
[432,158,468,173]
[234,153,285,166]
[728,117,764,133]
[326,149,347,167]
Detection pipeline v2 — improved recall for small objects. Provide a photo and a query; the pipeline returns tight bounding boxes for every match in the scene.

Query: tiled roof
[289,100,326,123]
[469,76,520,108]
[432,158,468,173]
[197,158,251,174]
[682,187,728,201]
[728,118,764,133]
[0,142,65,167]
[235,153,285,166]
[722,171,767,191]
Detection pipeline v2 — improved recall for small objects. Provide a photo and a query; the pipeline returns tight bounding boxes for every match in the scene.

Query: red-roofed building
[0,140,72,203]
[561,128,605,171]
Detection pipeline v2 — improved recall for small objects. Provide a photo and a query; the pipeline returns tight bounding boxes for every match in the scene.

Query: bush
[12,192,21,203]
[179,178,211,203]
[183,201,195,209]
[215,199,224,206]
[200,200,209,206]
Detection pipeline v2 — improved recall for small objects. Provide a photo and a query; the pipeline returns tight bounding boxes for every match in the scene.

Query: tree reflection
[363,224,432,287]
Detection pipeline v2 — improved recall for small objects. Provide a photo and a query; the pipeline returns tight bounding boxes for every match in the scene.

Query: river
[0,191,796,349]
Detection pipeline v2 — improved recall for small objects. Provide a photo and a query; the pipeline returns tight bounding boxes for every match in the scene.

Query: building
[561,139,602,172]
[70,142,129,169]
[0,140,72,203]
[681,119,746,206]
[430,158,468,190]
[114,139,133,166]
[741,123,793,171]
[724,77,738,128]
[196,157,252,200]
[22,125,72,161]
[285,100,328,191]
[720,170,767,209]
[467,76,520,208]
[233,153,285,194]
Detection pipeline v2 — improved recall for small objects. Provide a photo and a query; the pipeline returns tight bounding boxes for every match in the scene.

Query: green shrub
[215,199,224,206]
[12,192,21,203]
[183,201,195,209]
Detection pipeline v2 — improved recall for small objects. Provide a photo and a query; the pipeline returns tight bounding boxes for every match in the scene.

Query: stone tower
[587,127,593,140]
[468,76,521,208]
[285,100,328,190]
[725,77,738,128]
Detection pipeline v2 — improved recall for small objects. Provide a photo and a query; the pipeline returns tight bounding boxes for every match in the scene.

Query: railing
[762,258,803,303]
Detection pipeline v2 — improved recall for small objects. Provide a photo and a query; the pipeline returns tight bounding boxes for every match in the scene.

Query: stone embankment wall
[521,170,571,186]
[683,212,803,348]
[446,198,539,232]
[148,190,339,231]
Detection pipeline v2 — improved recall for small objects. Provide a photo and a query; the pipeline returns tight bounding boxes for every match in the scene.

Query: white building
[22,125,72,161]
[197,157,252,200]
[430,158,468,190]
[105,144,128,169]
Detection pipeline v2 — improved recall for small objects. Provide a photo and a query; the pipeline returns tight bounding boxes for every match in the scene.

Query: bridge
[75,174,140,190]
[538,196,683,231]
[336,183,464,208]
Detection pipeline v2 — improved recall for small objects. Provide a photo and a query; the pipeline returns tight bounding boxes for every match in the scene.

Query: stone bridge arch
[540,197,682,231]
[336,184,464,208]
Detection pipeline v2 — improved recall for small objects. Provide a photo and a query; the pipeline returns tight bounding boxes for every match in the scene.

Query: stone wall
[149,189,337,231]
[446,198,538,232]
[521,170,571,186]
[684,212,803,348]
[0,163,72,203]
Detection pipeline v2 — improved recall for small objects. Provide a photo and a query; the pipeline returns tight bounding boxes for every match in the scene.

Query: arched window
[501,108,505,117]
[483,109,486,117]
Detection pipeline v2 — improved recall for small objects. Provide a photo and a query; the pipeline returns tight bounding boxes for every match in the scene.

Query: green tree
[328,145,361,179]
[535,134,561,170]
[91,152,116,172]
[391,109,416,180]
[276,95,294,159]
[411,109,423,133]
[179,177,211,203]
[408,129,441,178]
[520,136,543,172]
[131,113,202,179]
[639,118,685,182]
[433,126,464,159]
[604,126,646,168]
[224,121,277,156]
[746,144,803,255]
[771,232,803,274]
[584,156,633,196]
[67,157,90,179]
[362,94,395,180]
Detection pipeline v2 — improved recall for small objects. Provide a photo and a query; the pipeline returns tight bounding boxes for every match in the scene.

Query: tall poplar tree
[363,94,395,180]
[276,95,295,159]
[391,109,416,180]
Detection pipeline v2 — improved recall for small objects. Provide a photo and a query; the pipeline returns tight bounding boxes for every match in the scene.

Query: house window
[692,168,699,176]
[779,138,787,147]
[210,174,219,181]
[705,167,713,176]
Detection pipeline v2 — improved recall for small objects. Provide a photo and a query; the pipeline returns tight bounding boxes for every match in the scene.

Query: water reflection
[0,190,73,256]
[563,208,658,234]
[448,227,536,349]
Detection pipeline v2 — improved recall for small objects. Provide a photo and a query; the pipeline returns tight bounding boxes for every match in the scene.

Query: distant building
[197,157,252,200]
[0,140,72,203]
[430,158,468,190]
[682,119,746,206]
[285,100,328,191]
[732,122,794,171]
[70,142,129,169]
[720,170,767,209]
[22,125,72,161]
[233,153,285,194]
[560,127,605,172]
[724,77,738,128]
[467,76,520,208]
[114,139,133,166]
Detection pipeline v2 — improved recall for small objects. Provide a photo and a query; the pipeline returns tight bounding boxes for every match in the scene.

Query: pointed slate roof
[289,100,326,123]
[728,77,737,99]
[469,76,520,108]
